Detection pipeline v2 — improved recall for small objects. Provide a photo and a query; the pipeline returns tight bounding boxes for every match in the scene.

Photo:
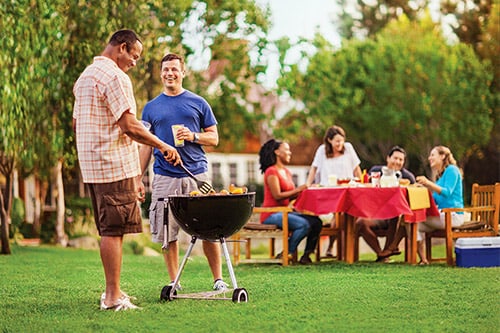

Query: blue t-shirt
[433,164,464,210]
[142,90,217,177]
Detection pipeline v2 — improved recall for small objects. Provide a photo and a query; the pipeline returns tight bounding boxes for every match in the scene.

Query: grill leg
[161,198,169,250]
[170,236,197,298]
[220,237,238,289]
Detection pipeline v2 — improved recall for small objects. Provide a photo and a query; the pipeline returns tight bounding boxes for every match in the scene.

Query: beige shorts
[417,211,465,241]
[148,173,209,243]
[88,178,142,237]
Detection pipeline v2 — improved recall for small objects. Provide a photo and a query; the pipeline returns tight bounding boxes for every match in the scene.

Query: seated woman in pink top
[259,139,322,264]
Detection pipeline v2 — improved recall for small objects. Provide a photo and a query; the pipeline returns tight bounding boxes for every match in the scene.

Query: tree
[0,1,48,253]
[276,14,493,177]
[334,0,498,184]
[335,0,495,50]
[335,0,429,39]
[137,0,271,151]
[461,3,500,185]
[441,0,494,51]
[0,0,271,253]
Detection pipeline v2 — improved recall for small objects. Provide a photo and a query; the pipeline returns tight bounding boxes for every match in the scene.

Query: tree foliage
[179,0,271,150]
[440,0,495,50]
[1,0,68,252]
[0,0,270,252]
[335,0,495,49]
[335,0,429,39]
[277,14,493,176]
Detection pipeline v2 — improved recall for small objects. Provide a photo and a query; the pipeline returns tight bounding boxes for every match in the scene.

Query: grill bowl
[168,193,255,241]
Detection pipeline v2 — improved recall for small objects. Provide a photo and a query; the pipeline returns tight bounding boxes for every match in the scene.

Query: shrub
[9,197,25,238]
[65,196,96,238]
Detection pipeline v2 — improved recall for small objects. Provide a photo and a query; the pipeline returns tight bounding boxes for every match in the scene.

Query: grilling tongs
[178,163,214,194]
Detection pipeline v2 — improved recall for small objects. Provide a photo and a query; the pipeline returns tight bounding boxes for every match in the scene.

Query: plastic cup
[370,171,381,187]
[171,124,185,147]
[327,174,338,186]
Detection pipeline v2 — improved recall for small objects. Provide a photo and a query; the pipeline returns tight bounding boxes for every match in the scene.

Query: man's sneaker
[168,281,182,291]
[213,279,229,291]
[100,295,140,311]
[100,290,136,303]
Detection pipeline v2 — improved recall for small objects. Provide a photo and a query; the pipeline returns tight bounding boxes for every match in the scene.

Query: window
[229,163,237,185]
[247,160,256,183]
[211,162,222,188]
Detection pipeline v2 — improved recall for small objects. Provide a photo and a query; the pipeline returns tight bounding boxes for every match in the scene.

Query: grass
[1,244,499,333]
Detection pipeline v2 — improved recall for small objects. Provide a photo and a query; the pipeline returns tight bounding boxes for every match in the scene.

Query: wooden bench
[232,206,294,266]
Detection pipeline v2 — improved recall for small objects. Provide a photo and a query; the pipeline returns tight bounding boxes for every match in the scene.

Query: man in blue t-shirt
[138,53,228,291]
[355,146,416,262]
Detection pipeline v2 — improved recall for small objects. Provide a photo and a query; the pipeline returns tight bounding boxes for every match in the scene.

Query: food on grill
[229,184,248,194]
[188,186,246,196]
[190,190,202,196]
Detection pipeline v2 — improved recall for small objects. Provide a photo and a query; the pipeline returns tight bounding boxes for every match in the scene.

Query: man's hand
[137,179,146,202]
[163,146,181,165]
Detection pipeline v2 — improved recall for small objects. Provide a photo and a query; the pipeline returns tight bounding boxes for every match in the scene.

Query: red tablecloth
[294,186,438,222]
[294,185,439,264]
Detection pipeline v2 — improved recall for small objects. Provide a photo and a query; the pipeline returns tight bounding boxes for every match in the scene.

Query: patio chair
[315,212,344,261]
[425,183,500,266]
[232,206,295,266]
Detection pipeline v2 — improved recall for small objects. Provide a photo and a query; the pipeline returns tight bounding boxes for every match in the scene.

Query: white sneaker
[213,279,229,291]
[100,290,136,303]
[100,295,140,311]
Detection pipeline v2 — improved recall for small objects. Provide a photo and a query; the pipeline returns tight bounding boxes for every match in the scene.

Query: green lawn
[1,245,499,333]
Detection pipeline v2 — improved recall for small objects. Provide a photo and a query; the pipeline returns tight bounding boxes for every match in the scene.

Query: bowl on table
[337,178,351,186]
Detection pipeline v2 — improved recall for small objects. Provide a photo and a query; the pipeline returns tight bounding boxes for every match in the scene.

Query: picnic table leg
[344,215,355,264]
[405,222,418,264]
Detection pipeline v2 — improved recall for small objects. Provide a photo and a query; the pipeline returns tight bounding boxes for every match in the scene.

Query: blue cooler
[455,237,500,268]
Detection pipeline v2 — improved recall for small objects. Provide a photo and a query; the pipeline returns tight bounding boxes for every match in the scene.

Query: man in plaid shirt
[73,29,180,311]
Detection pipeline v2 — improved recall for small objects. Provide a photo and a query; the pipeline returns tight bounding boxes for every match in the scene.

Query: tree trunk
[32,178,43,238]
[0,172,13,255]
[53,160,68,247]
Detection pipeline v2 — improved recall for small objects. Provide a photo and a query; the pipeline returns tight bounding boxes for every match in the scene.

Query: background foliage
[0,0,271,252]
[0,0,498,250]
[276,14,494,177]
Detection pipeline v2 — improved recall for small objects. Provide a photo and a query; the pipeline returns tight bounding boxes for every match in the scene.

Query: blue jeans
[263,212,321,254]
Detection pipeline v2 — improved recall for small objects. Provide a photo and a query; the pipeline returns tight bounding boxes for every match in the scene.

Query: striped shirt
[73,56,141,183]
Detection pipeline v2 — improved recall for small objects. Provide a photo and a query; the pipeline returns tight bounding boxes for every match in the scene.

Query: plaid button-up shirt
[73,56,141,183]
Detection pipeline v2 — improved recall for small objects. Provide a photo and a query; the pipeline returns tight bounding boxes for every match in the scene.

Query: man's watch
[193,133,200,143]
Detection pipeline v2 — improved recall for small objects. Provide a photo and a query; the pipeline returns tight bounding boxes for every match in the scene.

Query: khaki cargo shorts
[88,178,142,237]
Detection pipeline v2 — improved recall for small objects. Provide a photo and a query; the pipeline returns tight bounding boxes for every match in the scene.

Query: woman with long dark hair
[259,139,322,264]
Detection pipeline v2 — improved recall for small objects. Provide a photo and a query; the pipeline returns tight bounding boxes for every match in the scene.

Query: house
[206,152,309,190]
